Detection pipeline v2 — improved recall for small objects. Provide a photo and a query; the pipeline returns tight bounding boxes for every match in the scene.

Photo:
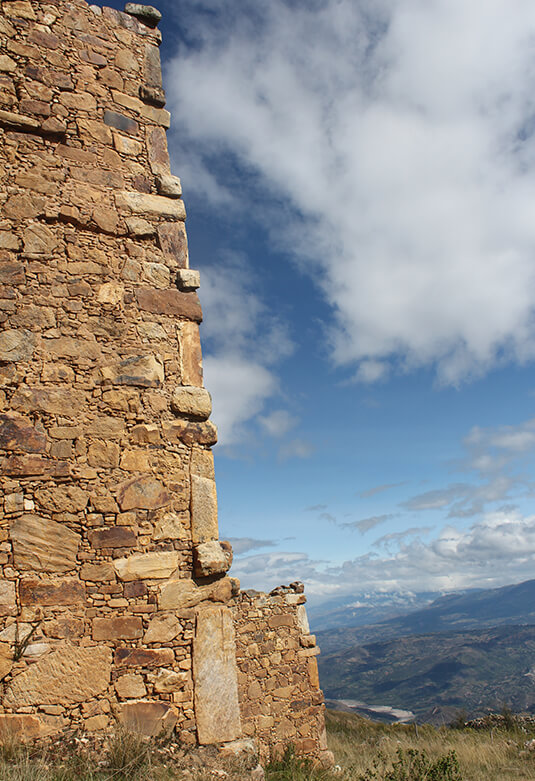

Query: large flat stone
[178,322,203,385]
[2,455,69,478]
[92,617,143,641]
[193,605,241,744]
[171,386,212,420]
[113,551,179,581]
[116,191,185,219]
[0,642,12,681]
[157,222,188,267]
[0,581,17,616]
[4,644,112,706]
[89,526,137,549]
[0,413,46,453]
[98,355,164,388]
[115,647,174,668]
[116,475,171,511]
[120,701,177,737]
[10,515,81,573]
[11,386,84,416]
[19,578,86,606]
[191,475,218,543]
[0,329,36,362]
[162,420,217,447]
[144,613,181,643]
[136,288,202,321]
[158,576,232,610]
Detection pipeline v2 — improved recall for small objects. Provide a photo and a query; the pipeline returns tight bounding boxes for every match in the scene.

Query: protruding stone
[176,268,200,291]
[10,515,81,573]
[156,174,182,198]
[193,605,241,744]
[124,3,162,26]
[0,329,36,362]
[120,701,177,738]
[194,541,231,578]
[113,551,179,581]
[116,191,186,219]
[136,288,202,321]
[162,420,218,447]
[0,109,39,130]
[98,355,164,388]
[158,577,233,610]
[171,386,212,420]
[139,84,166,107]
[4,644,112,706]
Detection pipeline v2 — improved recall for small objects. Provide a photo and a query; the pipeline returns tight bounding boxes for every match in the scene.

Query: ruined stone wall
[231,586,329,764]
[0,0,331,765]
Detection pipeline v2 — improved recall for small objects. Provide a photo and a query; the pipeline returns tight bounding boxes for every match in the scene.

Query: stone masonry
[0,0,332,766]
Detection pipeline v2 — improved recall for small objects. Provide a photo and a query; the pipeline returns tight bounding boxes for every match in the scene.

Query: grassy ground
[2,710,535,780]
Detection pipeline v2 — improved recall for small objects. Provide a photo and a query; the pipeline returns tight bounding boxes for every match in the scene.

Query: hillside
[316,578,535,655]
[319,624,535,723]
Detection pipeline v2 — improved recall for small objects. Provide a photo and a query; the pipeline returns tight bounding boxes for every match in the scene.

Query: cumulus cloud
[278,438,315,461]
[258,409,297,437]
[226,537,277,555]
[198,257,293,445]
[167,0,535,385]
[233,510,535,598]
[342,514,394,534]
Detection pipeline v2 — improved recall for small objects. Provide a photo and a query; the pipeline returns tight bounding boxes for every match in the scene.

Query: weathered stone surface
[156,174,181,198]
[178,322,203,386]
[103,110,138,134]
[0,413,46,453]
[10,515,81,573]
[80,562,115,582]
[116,475,171,511]
[125,3,162,25]
[0,714,46,741]
[194,541,231,578]
[176,268,200,291]
[153,668,187,693]
[0,232,21,250]
[44,618,84,639]
[115,673,147,699]
[193,605,241,744]
[11,386,84,416]
[116,191,185,219]
[158,576,232,610]
[113,551,179,581]
[153,512,187,541]
[19,578,85,606]
[0,642,12,681]
[0,581,17,617]
[191,475,218,544]
[34,485,88,513]
[157,221,187,266]
[139,84,165,107]
[171,386,212,420]
[0,260,25,284]
[0,109,39,130]
[120,701,177,737]
[144,613,181,643]
[4,644,112,707]
[98,355,164,387]
[144,42,162,86]
[87,440,120,467]
[22,223,58,255]
[92,617,143,641]
[0,329,36,362]
[89,527,137,548]
[136,288,202,321]
[125,216,155,236]
[2,455,69,478]
[162,420,218,447]
[115,647,174,668]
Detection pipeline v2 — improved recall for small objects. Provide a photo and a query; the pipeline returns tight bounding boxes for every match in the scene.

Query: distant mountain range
[316,578,535,723]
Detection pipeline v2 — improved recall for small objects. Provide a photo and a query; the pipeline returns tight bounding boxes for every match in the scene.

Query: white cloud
[278,438,315,461]
[258,409,297,437]
[198,257,293,445]
[167,0,535,385]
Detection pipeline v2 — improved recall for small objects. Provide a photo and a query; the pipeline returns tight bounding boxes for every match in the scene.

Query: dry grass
[1,712,535,780]
[325,709,535,780]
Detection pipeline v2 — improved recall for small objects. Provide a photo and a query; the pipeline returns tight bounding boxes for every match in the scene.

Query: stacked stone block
[0,0,330,765]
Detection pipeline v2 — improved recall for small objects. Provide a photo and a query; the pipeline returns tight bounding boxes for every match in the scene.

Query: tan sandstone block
[80,562,115,582]
[10,515,81,573]
[193,541,231,578]
[92,617,143,641]
[171,386,212,420]
[178,321,203,386]
[193,605,241,744]
[0,581,17,616]
[115,673,147,699]
[191,475,218,543]
[87,440,120,467]
[19,578,85,606]
[0,413,46,453]
[119,701,177,737]
[116,191,185,219]
[4,644,112,706]
[144,613,181,643]
[113,551,179,581]
[158,577,232,611]
[116,475,171,511]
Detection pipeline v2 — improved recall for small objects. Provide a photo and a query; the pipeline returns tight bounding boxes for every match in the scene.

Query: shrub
[358,747,463,781]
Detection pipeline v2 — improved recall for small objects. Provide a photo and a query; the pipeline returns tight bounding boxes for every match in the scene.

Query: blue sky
[106,0,535,602]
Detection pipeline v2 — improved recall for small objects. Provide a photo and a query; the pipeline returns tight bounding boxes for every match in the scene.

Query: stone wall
[0,0,331,765]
